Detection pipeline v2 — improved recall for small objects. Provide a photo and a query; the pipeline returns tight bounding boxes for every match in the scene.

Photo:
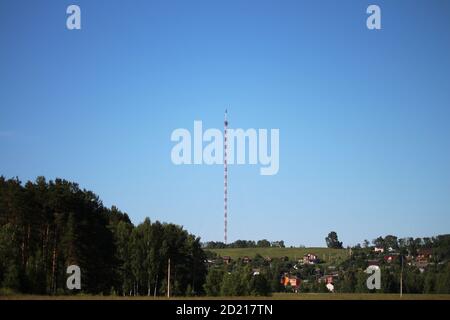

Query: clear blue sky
[1,0,450,246]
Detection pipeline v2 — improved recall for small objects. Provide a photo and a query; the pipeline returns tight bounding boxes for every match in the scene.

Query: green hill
[207,247,349,264]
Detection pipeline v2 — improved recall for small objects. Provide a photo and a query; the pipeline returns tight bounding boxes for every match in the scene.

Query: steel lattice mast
[224,109,228,244]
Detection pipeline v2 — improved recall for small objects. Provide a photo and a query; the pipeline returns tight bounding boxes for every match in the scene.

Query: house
[416,248,432,262]
[242,256,251,264]
[318,275,334,284]
[319,273,338,292]
[326,283,335,292]
[374,247,384,253]
[302,253,319,265]
[384,254,399,263]
[271,241,284,248]
[281,274,300,290]
[325,275,334,284]
[289,277,300,288]
[222,256,232,264]
[414,249,432,268]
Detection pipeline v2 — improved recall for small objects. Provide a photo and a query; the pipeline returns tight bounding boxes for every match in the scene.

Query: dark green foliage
[204,268,225,296]
[204,239,285,249]
[325,231,343,249]
[0,176,206,296]
[256,239,271,248]
[204,264,271,297]
[249,273,271,296]
[220,268,248,296]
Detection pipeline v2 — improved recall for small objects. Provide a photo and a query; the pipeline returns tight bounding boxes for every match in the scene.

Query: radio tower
[224,109,228,244]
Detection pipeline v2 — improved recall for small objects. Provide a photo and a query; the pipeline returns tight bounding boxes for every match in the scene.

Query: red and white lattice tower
[224,109,228,244]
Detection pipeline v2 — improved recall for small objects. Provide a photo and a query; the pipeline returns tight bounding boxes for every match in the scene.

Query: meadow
[1,293,450,300]
[207,247,349,264]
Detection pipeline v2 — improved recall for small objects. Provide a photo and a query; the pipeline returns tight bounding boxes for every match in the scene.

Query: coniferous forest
[0,176,207,296]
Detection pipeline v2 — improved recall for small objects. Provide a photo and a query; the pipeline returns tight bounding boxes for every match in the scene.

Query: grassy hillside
[207,247,349,264]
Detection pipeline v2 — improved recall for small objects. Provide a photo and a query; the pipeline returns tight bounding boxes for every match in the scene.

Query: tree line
[204,239,285,249]
[362,234,450,259]
[0,176,206,295]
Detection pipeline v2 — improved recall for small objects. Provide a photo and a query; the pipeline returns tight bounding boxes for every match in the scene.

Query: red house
[222,256,232,264]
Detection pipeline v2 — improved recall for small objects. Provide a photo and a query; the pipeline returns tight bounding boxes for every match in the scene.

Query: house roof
[417,248,433,256]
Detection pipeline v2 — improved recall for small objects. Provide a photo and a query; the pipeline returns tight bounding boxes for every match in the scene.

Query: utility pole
[167,258,171,298]
[400,255,403,298]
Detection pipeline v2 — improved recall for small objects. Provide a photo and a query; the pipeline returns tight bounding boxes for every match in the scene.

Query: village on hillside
[204,235,450,295]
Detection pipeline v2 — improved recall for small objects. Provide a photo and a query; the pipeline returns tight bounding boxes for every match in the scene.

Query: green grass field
[207,247,349,264]
[2,293,450,300]
[271,293,450,300]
